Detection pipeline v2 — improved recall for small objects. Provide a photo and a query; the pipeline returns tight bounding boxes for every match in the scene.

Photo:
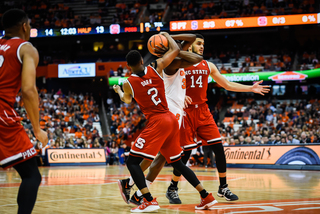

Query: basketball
[147,34,169,56]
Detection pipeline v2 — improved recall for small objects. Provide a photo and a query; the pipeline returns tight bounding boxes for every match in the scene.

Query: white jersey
[163,68,186,128]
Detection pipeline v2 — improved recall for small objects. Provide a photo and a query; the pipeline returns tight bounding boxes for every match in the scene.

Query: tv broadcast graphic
[0,1,320,214]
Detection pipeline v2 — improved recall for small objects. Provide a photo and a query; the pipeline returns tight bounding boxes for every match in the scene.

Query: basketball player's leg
[13,157,42,214]
[197,106,238,201]
[129,153,166,205]
[160,136,217,210]
[166,112,196,204]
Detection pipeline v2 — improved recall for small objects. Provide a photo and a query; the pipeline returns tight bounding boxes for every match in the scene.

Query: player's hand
[154,43,168,56]
[184,95,192,109]
[113,85,121,93]
[251,80,270,95]
[159,31,169,36]
[34,129,48,146]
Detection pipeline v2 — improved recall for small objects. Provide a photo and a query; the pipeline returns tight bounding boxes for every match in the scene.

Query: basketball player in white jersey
[117,34,202,205]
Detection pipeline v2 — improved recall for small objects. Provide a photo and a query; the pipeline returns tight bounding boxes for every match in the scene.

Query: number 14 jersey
[127,65,169,120]
[184,60,210,105]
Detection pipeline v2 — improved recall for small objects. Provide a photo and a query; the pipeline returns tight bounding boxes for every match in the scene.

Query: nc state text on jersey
[185,69,208,75]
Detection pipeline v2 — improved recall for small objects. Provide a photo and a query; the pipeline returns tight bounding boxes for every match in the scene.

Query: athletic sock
[143,192,153,202]
[137,180,152,197]
[219,177,227,187]
[129,176,135,186]
[200,189,209,198]
[169,179,178,188]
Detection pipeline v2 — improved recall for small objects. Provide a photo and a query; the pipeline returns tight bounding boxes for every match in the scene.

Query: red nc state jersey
[184,60,210,105]
[0,37,30,108]
[127,66,169,119]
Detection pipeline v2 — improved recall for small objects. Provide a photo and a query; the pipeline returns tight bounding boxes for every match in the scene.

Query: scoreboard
[0,22,167,38]
[170,13,320,31]
[1,13,319,38]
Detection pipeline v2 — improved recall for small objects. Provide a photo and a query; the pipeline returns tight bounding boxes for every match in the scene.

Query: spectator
[287,134,300,144]
[300,132,311,144]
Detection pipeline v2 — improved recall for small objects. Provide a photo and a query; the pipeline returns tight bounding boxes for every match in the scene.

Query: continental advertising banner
[47,149,106,164]
[224,145,320,165]
[108,68,320,85]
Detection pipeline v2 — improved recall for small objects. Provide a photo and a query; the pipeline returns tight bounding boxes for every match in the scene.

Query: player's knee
[171,159,185,171]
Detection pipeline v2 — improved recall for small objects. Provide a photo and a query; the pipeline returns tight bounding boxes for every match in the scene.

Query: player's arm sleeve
[20,43,41,132]
[209,62,252,92]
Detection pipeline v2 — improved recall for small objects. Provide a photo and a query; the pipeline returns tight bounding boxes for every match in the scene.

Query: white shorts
[168,101,184,129]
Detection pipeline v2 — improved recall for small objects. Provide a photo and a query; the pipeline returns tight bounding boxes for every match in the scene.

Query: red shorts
[180,103,222,151]
[0,104,36,169]
[130,112,182,164]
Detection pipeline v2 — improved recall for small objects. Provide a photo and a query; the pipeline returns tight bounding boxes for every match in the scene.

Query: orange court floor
[0,165,319,214]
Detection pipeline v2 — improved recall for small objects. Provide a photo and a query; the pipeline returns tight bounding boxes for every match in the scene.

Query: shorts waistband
[187,102,207,109]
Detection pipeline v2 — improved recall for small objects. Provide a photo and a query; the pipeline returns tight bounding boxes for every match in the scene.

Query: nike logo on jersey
[141,79,152,87]
[185,69,208,75]
[0,44,10,52]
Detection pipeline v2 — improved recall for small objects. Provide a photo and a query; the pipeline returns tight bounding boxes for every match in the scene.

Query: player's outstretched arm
[20,43,48,145]
[156,32,180,75]
[208,62,270,95]
[170,34,196,51]
[113,81,132,104]
[179,51,203,68]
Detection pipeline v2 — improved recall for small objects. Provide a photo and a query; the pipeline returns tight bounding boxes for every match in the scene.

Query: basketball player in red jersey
[0,9,48,214]
[113,32,216,212]
[165,34,270,203]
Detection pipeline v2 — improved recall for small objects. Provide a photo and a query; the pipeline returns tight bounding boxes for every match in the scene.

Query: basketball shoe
[131,198,160,213]
[129,191,144,206]
[195,193,218,210]
[117,178,131,204]
[217,184,239,201]
[166,187,182,204]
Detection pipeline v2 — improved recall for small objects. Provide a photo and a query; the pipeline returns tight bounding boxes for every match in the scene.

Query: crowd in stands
[170,0,316,21]
[109,102,147,145]
[15,89,125,165]
[208,51,293,73]
[219,98,320,146]
[109,65,132,77]
[300,51,320,70]
[112,1,141,25]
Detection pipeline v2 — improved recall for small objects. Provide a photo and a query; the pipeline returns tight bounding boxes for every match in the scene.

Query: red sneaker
[195,193,218,210]
[131,198,160,213]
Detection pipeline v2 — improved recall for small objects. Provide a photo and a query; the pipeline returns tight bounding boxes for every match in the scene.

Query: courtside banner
[224,145,320,165]
[108,68,320,85]
[58,63,96,78]
[47,149,106,164]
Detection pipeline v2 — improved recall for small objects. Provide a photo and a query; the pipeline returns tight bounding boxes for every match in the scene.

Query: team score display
[182,78,186,89]
[135,138,146,149]
[190,76,203,88]
[175,114,180,121]
[0,55,4,67]
[147,87,161,106]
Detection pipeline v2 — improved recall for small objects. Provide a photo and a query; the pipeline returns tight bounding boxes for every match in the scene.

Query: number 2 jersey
[126,65,169,120]
[184,60,210,105]
[127,65,182,163]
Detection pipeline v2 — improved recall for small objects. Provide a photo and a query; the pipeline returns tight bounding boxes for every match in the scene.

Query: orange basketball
[147,34,169,56]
